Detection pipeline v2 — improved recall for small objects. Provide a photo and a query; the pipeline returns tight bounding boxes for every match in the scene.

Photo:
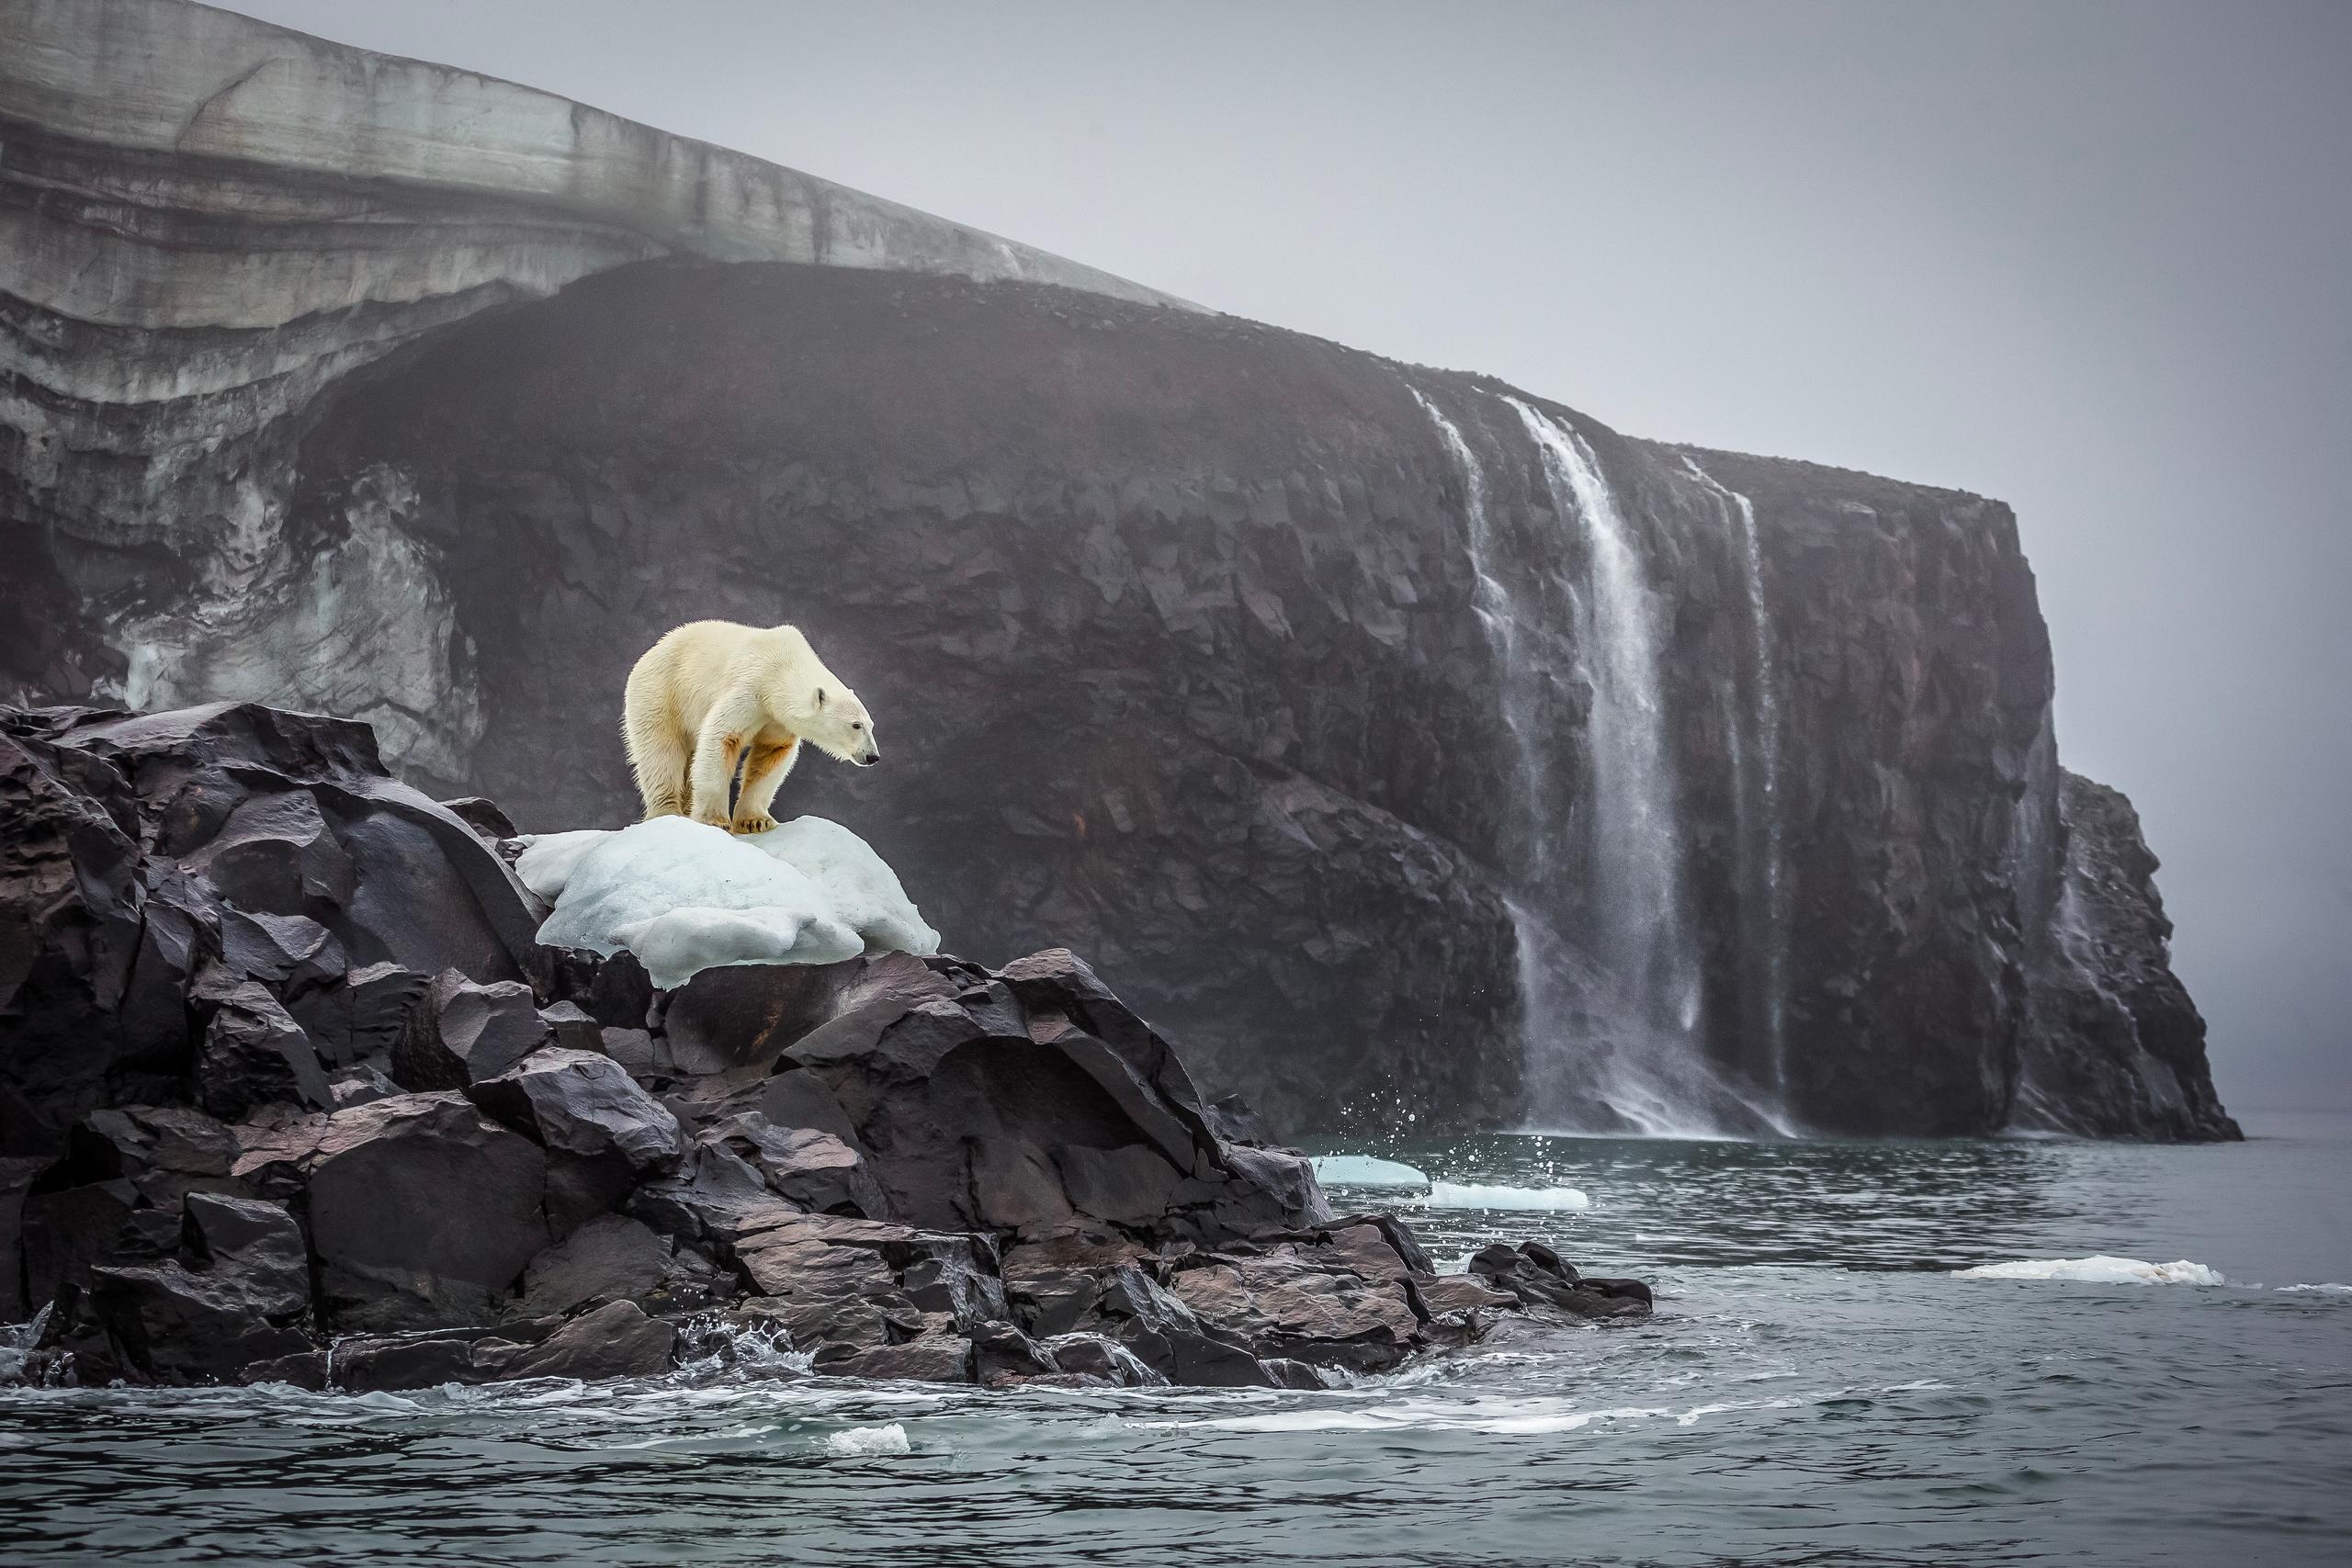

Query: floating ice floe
[1308,1156,1431,1188]
[527,816,939,988]
[1952,1256,2224,1285]
[821,1423,912,1457]
[1416,1181,1591,1213]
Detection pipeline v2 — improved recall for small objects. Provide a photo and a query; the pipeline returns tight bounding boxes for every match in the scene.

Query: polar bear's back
[626,619,813,736]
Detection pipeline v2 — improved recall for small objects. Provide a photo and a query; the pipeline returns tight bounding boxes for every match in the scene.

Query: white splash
[820,1423,911,1457]
[1308,1155,1431,1188]
[1953,1257,2225,1285]
[1417,1181,1591,1213]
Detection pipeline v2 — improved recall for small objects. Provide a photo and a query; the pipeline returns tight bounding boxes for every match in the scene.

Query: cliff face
[1,0,2233,1140]
[2013,773,2240,1140]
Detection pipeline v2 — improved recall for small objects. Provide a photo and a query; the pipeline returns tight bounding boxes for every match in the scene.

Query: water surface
[4,1113,2345,1565]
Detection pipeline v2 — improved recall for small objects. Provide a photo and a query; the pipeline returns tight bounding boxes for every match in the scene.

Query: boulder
[467,1047,686,1169]
[699,1112,886,1218]
[1468,1242,1652,1320]
[307,1092,549,1330]
[65,1193,315,1384]
[513,1214,673,1317]
[480,1299,675,1382]
[392,972,551,1090]
[191,973,332,1121]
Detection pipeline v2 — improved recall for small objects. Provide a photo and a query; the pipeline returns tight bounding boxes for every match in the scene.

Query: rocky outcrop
[1,700,1634,1385]
[2013,773,2239,1140]
[2,1,2231,1141]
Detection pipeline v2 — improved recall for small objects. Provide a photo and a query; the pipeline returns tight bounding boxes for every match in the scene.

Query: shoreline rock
[1,700,1647,1389]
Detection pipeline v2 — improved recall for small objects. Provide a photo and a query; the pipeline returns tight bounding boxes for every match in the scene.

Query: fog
[226,0,2352,1109]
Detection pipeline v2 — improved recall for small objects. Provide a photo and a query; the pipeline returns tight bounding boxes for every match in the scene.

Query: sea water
[4,1113,2346,1565]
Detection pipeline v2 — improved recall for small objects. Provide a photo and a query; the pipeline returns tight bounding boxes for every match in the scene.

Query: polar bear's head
[802,681,880,767]
[766,626,880,766]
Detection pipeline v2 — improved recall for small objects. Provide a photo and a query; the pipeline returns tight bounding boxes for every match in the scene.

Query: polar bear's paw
[691,806,731,829]
[731,811,777,836]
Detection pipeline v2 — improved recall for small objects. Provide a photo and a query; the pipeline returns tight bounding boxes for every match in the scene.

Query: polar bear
[621,621,879,834]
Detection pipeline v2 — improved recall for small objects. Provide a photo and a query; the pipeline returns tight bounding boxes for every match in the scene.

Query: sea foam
[821,1423,911,1457]
[1953,1256,2224,1285]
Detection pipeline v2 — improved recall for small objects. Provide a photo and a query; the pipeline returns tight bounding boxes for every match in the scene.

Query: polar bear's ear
[815,686,828,706]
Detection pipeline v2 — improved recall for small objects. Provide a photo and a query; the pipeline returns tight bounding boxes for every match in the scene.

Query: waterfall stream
[1683,457,1790,1111]
[1414,381,1787,1135]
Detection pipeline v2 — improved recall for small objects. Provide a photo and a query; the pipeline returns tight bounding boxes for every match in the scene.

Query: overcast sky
[231,0,2352,1111]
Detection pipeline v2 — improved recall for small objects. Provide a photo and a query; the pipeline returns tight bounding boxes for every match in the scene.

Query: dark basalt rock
[307,1092,550,1331]
[393,972,552,1091]
[2013,773,2241,1141]
[0,699,1646,1387]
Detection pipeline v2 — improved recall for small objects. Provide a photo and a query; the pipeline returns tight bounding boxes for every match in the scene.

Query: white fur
[621,620,879,833]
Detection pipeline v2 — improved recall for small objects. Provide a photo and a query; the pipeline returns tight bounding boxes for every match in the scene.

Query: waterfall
[1412,384,1784,1135]
[1505,400,1730,1134]
[1406,389,1545,837]
[1683,457,1790,1109]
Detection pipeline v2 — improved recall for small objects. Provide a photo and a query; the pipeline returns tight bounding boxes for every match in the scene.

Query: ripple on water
[2,1123,2347,1564]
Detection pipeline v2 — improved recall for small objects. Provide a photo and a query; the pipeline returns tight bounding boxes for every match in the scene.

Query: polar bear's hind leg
[626,716,691,820]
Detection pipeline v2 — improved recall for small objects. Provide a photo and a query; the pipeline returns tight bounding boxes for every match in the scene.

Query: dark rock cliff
[1,2,2232,1142]
[2012,773,2238,1140]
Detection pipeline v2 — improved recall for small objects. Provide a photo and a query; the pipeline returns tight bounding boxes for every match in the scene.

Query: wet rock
[1039,1331,1164,1387]
[0,701,1653,1385]
[1164,1241,1421,1373]
[307,1092,548,1330]
[1414,1274,1518,1315]
[1001,1234,1144,1337]
[513,1214,673,1317]
[1468,1242,1651,1320]
[65,1193,316,1385]
[481,1299,675,1382]
[823,1330,975,1383]
[1091,1264,1269,1388]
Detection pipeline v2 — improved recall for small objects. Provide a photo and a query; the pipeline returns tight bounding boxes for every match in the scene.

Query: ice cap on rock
[529,816,939,989]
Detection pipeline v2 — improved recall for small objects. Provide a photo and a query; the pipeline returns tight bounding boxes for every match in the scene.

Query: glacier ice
[1308,1155,1432,1188]
[527,816,939,989]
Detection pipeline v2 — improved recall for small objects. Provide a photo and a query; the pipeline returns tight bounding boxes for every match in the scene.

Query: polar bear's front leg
[687,695,760,828]
[732,739,800,834]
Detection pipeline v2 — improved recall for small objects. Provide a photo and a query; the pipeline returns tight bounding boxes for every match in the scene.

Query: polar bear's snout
[854,742,880,767]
